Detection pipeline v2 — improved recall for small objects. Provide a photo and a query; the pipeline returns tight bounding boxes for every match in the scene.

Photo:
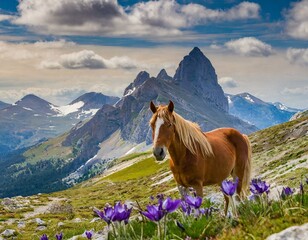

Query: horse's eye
[167,123,172,128]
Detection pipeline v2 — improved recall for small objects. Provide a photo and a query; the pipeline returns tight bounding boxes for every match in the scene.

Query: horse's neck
[168,131,187,166]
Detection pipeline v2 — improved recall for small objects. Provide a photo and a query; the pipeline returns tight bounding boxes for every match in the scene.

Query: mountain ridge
[227,92,300,129]
[0,93,119,154]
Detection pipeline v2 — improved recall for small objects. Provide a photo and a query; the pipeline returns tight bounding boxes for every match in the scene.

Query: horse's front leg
[192,184,203,197]
[223,194,230,216]
[177,184,188,199]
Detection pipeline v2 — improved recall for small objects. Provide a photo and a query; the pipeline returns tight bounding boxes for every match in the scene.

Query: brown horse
[149,100,252,213]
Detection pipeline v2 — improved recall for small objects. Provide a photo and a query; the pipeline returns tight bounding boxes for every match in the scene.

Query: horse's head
[149,100,175,161]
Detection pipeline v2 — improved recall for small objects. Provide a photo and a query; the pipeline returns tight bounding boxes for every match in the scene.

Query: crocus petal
[40,234,48,240]
[163,197,181,213]
[221,179,238,196]
[185,195,203,208]
[55,233,63,240]
[141,210,156,221]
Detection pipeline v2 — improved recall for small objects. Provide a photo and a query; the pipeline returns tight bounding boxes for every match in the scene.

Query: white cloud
[218,77,238,88]
[225,37,273,57]
[282,86,308,95]
[0,14,14,22]
[286,48,308,66]
[13,0,260,37]
[285,0,308,40]
[33,39,76,49]
[40,50,140,69]
[0,41,37,60]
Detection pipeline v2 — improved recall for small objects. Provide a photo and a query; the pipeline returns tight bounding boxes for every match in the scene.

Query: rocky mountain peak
[70,92,119,110]
[156,69,173,81]
[189,46,204,58]
[123,71,150,96]
[173,47,228,112]
[17,94,46,103]
[15,94,53,111]
[174,47,216,85]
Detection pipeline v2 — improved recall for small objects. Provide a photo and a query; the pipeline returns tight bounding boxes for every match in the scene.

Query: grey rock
[36,226,47,231]
[58,222,65,227]
[266,223,308,240]
[17,221,26,229]
[35,218,46,226]
[90,217,101,223]
[72,218,82,223]
[1,229,16,237]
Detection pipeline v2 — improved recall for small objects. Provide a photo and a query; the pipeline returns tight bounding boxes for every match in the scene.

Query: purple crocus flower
[55,232,63,240]
[185,195,202,208]
[221,178,238,196]
[40,234,48,240]
[141,203,165,222]
[162,197,181,213]
[94,205,114,225]
[282,187,294,196]
[83,230,93,240]
[250,178,270,195]
[181,201,192,216]
[112,202,132,224]
[200,208,212,217]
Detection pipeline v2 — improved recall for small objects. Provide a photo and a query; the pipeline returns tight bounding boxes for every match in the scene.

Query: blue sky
[0,0,307,108]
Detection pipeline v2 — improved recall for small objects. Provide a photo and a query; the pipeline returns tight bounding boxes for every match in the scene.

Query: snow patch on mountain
[244,94,254,103]
[124,87,136,97]
[76,108,100,119]
[50,101,84,116]
[227,95,232,105]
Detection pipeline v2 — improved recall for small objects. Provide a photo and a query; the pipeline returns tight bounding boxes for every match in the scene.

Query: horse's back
[205,127,246,148]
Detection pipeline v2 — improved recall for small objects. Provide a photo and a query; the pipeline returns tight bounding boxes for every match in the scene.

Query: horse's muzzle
[153,147,166,161]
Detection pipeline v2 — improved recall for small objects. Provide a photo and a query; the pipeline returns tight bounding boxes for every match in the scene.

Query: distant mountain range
[0,93,119,154]
[0,100,10,110]
[227,93,300,129]
[0,47,300,197]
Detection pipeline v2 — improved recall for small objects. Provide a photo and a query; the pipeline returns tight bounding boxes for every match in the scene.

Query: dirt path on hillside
[23,197,66,219]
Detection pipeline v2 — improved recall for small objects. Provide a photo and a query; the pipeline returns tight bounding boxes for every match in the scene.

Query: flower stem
[111,222,117,238]
[230,196,238,218]
[163,214,167,240]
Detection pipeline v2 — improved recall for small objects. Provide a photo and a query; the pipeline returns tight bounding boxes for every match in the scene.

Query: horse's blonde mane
[150,106,213,158]
[172,112,213,158]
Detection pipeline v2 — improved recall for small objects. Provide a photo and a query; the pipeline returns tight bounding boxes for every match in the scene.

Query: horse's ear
[168,100,174,113]
[150,101,157,113]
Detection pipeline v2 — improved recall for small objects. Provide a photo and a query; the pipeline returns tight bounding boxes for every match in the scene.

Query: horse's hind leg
[232,170,244,200]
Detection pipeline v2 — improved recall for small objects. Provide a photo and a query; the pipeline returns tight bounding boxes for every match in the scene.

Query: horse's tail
[241,134,252,196]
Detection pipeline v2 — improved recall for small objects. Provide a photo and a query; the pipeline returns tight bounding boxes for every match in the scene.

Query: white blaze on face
[154,117,164,146]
